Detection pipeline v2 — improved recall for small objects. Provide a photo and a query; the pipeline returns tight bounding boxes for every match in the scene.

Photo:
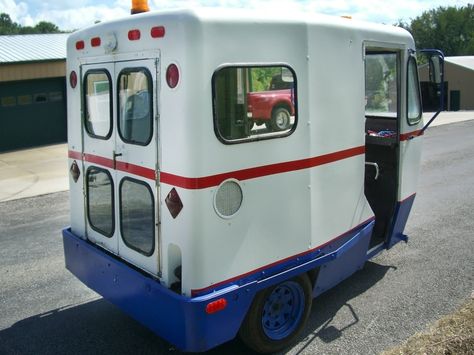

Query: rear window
[84,70,112,139]
[213,65,297,143]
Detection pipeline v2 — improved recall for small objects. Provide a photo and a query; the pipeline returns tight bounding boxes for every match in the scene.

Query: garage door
[0,77,66,152]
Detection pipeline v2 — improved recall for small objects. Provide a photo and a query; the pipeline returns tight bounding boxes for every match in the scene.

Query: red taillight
[206,298,227,314]
[165,188,183,219]
[128,29,141,41]
[69,71,77,89]
[166,64,180,89]
[151,26,165,38]
[75,40,85,50]
[91,37,101,47]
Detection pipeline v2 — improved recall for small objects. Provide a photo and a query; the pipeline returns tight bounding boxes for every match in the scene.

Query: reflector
[166,64,180,89]
[69,71,78,89]
[70,160,81,183]
[206,298,227,314]
[91,37,101,47]
[128,29,141,41]
[75,40,85,50]
[151,26,165,38]
[165,188,183,219]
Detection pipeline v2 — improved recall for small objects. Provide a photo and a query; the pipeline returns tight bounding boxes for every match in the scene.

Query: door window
[407,56,422,125]
[365,53,398,118]
[118,68,153,145]
[84,70,112,138]
[120,178,155,256]
[87,167,114,237]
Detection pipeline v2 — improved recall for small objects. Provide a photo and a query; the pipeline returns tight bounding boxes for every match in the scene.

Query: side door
[82,58,160,276]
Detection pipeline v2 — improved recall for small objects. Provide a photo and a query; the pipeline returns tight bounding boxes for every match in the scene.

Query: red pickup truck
[247,76,295,131]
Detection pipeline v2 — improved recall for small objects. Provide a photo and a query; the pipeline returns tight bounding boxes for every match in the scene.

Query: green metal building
[0,34,68,152]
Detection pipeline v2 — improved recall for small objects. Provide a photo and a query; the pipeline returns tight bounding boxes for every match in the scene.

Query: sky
[1,0,472,31]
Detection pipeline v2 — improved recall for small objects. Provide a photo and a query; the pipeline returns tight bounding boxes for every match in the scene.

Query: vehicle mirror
[418,49,445,134]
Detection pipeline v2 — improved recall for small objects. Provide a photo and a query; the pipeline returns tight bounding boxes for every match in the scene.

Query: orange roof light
[131,0,149,14]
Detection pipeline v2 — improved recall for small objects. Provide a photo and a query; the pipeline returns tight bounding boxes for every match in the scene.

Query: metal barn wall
[0,60,66,82]
[444,63,474,111]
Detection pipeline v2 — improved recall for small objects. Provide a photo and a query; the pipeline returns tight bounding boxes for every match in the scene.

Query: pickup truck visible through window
[213,65,297,143]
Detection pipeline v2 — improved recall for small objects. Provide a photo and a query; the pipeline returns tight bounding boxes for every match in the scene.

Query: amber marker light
[131,0,149,14]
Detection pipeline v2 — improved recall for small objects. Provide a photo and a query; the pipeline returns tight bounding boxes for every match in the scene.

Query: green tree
[0,13,63,35]
[401,5,474,56]
[0,13,20,34]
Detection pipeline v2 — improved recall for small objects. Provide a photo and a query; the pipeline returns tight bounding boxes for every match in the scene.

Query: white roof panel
[0,33,68,64]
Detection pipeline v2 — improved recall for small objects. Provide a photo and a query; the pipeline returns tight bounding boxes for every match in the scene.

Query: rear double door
[81,58,159,276]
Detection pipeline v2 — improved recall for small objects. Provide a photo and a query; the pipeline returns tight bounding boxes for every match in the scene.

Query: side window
[213,65,297,143]
[365,53,398,118]
[84,70,112,138]
[120,178,155,256]
[407,56,422,125]
[87,167,114,237]
[118,68,153,145]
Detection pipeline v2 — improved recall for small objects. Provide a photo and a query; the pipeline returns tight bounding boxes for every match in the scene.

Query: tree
[401,5,474,56]
[0,13,63,35]
[0,13,20,34]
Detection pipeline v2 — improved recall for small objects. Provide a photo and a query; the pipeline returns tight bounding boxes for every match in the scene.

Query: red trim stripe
[70,145,364,188]
[68,150,82,160]
[160,146,365,189]
[191,217,375,296]
[69,151,155,181]
[116,161,155,180]
[83,153,114,169]
[400,130,423,141]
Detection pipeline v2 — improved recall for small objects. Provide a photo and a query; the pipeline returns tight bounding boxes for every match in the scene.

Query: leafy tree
[0,13,63,35]
[400,5,474,56]
[0,13,20,34]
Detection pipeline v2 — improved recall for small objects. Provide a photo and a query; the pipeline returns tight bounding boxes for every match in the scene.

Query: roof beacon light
[131,0,149,14]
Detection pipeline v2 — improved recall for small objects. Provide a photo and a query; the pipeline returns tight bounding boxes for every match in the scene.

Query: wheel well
[272,102,292,115]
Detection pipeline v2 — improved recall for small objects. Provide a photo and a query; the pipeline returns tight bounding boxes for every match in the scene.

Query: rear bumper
[62,228,253,352]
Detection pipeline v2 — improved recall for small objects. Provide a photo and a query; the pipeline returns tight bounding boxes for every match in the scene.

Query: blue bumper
[62,228,254,352]
[62,219,376,351]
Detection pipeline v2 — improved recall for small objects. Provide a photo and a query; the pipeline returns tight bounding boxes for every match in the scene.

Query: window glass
[84,71,112,138]
[118,69,153,145]
[87,167,114,237]
[365,53,398,118]
[213,66,297,143]
[407,57,422,125]
[120,178,154,256]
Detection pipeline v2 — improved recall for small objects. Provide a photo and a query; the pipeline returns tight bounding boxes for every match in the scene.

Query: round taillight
[70,71,77,89]
[166,64,179,89]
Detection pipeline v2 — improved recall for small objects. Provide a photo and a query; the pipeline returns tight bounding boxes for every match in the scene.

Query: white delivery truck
[63,3,444,353]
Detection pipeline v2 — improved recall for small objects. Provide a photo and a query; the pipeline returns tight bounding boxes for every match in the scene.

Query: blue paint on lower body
[387,194,416,248]
[62,228,254,352]
[62,219,375,352]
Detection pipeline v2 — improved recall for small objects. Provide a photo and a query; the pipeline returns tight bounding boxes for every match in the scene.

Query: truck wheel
[271,107,291,131]
[239,274,312,353]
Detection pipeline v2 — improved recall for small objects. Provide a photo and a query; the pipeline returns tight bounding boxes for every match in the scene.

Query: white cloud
[0,0,29,22]
[2,0,473,31]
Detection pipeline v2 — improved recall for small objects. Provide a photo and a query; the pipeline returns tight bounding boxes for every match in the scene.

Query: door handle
[113,151,122,169]
[365,162,379,180]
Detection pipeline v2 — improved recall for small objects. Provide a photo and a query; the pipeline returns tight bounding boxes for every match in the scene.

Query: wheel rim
[261,281,305,340]
[275,110,290,130]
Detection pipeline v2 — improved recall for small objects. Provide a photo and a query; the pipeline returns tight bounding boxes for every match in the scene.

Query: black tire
[271,107,291,131]
[239,274,312,354]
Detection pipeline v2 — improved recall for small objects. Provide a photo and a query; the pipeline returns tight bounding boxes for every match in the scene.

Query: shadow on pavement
[0,261,393,355]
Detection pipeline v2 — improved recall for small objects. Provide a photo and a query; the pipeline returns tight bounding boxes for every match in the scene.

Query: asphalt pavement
[0,116,473,354]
